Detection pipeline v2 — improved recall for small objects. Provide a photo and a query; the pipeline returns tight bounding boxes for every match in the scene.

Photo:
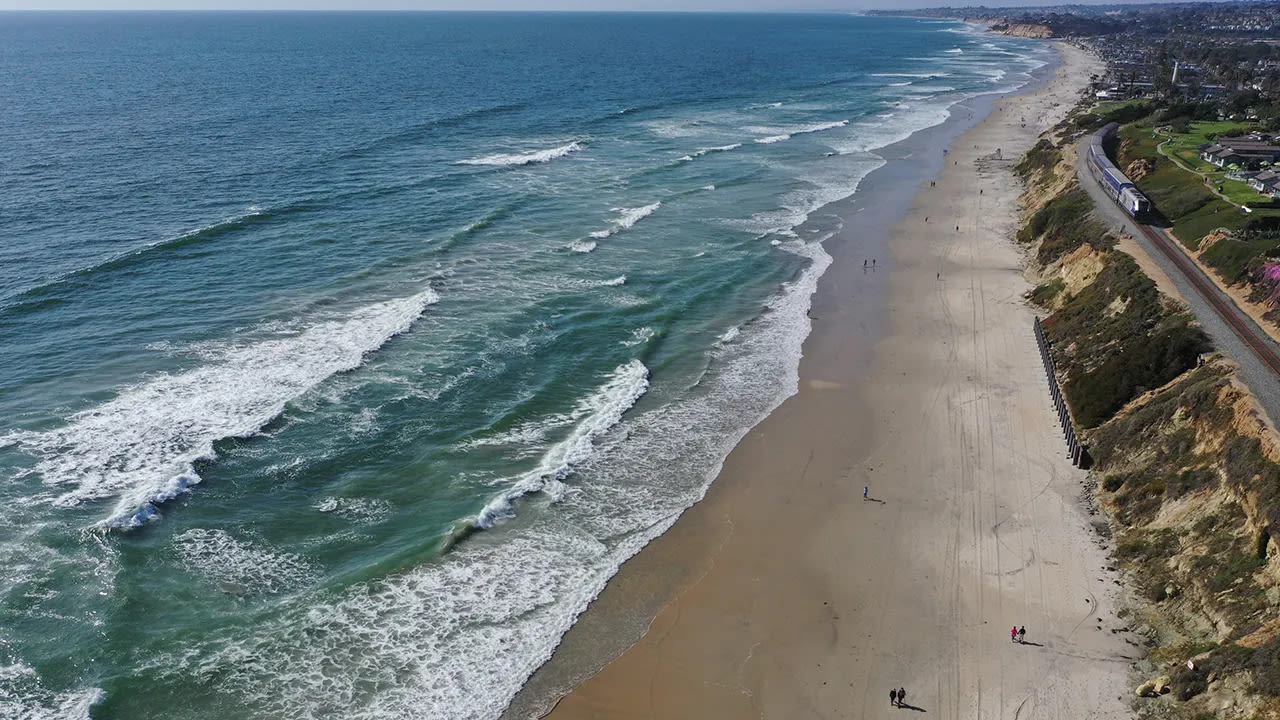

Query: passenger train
[1088,122,1151,218]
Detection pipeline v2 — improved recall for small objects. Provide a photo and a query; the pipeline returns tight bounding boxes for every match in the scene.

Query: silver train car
[1088,122,1151,218]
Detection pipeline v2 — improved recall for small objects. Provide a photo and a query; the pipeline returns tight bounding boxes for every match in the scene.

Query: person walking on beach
[1011,626,1019,643]
[890,689,898,707]
[1018,626,1026,643]
[897,688,906,708]
[863,486,869,500]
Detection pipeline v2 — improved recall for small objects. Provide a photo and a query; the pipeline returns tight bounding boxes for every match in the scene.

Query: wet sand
[511,43,1134,720]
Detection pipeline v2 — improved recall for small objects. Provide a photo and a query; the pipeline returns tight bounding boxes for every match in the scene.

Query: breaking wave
[473,360,649,529]
[751,120,848,144]
[588,202,661,240]
[3,290,439,528]
[458,142,584,167]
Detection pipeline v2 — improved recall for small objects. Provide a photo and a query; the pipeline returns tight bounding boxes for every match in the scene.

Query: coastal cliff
[868,8,1123,37]
[1015,123,1280,719]
[981,21,1056,39]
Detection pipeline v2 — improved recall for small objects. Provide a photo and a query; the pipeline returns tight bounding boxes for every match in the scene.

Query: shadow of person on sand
[1019,641,1045,647]
[865,497,886,504]
[898,703,927,712]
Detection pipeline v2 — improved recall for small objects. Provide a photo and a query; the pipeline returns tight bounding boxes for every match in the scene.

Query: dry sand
[530,43,1138,720]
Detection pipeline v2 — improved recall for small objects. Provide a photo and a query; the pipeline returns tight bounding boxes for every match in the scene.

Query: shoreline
[506,43,1126,720]
[499,56,1059,720]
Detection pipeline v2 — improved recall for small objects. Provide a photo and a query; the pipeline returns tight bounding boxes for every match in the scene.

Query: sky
[0,0,1220,12]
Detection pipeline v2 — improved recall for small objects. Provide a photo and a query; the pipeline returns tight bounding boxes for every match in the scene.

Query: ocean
[0,12,1052,719]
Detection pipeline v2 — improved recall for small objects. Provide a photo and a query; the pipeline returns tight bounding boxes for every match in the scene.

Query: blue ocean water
[0,13,1051,719]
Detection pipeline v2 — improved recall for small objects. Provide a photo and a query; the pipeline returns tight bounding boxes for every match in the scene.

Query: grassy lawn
[1222,181,1280,208]
[1118,123,1280,248]
[1154,121,1280,209]
[1166,121,1255,149]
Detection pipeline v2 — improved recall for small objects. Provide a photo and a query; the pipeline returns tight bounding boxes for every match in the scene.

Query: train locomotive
[1088,122,1151,218]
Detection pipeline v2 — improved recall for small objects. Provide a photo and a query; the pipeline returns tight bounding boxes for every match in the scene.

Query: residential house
[1200,138,1280,169]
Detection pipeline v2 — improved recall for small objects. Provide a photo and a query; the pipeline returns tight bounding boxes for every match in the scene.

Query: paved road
[1075,137,1280,425]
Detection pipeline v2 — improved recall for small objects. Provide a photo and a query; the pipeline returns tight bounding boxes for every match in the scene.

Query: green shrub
[1067,317,1208,428]
[1074,113,1101,129]
[1044,254,1210,428]
[1090,365,1230,472]
[1101,102,1152,125]
[1015,138,1061,179]
[1029,278,1065,307]
[1019,187,1115,265]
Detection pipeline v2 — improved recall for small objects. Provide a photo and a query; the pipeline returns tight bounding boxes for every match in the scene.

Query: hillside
[1015,114,1280,719]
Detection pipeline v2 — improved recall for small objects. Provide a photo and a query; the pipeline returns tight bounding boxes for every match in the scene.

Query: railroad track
[1134,222,1280,377]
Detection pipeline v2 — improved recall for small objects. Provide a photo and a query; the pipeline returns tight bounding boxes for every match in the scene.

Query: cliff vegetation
[1016,120,1280,720]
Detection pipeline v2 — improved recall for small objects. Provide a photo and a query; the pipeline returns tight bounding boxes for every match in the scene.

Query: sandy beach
[507,43,1135,720]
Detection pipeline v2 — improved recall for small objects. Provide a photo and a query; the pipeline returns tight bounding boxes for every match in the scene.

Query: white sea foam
[0,660,102,720]
[350,407,379,435]
[751,120,847,144]
[644,119,711,138]
[455,415,571,452]
[945,48,963,54]
[569,240,597,253]
[601,275,626,287]
[458,142,583,167]
[177,527,622,720]
[795,120,849,134]
[3,290,439,528]
[314,497,393,524]
[621,327,655,347]
[676,143,742,162]
[588,202,661,240]
[834,103,952,156]
[702,185,716,191]
[871,72,949,78]
[474,360,649,528]
[725,208,809,236]
[174,528,313,595]
[716,326,740,345]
